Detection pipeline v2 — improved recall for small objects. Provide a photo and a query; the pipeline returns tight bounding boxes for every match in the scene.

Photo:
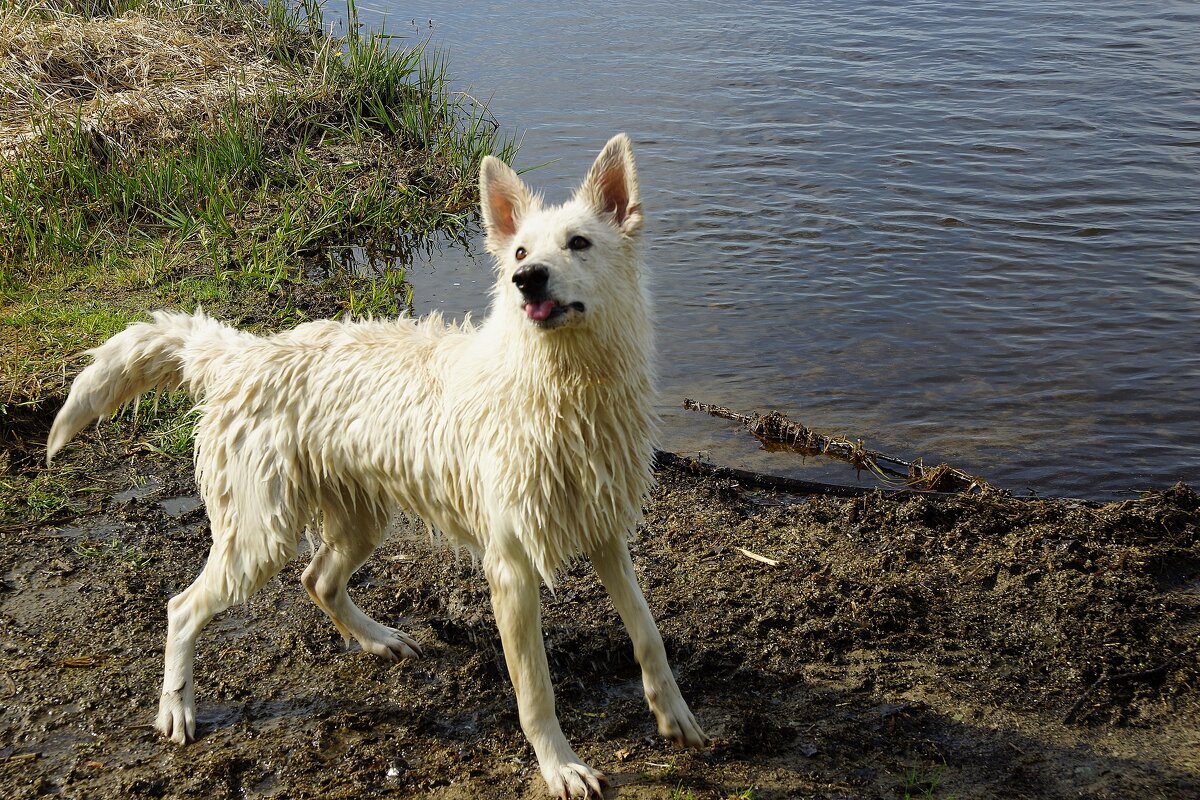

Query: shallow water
[353,0,1199,498]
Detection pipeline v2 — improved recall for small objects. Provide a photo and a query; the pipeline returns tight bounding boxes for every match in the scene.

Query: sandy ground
[1,424,1197,799]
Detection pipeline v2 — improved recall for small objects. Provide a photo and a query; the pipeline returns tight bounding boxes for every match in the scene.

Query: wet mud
[1,431,1197,799]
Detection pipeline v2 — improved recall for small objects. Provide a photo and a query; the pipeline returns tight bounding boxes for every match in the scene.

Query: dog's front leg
[589,536,707,749]
[485,536,606,799]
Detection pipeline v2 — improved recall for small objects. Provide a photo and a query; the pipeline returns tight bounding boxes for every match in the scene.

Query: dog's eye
[567,235,591,251]
[515,247,527,261]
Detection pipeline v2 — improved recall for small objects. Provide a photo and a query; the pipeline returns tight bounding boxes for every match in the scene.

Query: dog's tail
[46,309,250,464]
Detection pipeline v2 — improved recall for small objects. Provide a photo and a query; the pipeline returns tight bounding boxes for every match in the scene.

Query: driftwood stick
[682,399,992,494]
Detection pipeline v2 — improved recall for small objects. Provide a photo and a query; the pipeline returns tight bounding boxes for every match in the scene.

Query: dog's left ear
[577,133,642,236]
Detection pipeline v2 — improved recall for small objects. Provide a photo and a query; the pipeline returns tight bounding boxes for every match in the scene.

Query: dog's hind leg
[301,492,422,661]
[485,535,606,799]
[589,535,707,750]
[156,522,300,744]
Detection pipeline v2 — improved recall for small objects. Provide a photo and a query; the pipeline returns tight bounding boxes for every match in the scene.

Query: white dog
[47,134,705,798]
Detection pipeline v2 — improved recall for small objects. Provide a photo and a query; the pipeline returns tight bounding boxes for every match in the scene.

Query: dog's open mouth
[524,299,585,324]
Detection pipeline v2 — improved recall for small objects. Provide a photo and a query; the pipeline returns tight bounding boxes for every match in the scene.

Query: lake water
[350,0,1199,499]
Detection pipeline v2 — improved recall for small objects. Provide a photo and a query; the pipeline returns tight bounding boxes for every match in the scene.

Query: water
[351,0,1199,499]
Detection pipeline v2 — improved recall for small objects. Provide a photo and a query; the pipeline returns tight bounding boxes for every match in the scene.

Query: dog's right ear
[480,156,532,253]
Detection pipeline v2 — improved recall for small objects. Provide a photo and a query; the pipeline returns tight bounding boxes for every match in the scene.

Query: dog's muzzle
[513,265,584,324]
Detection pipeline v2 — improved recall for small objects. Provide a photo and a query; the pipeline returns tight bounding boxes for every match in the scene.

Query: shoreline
[0,436,1196,798]
[1,3,1197,798]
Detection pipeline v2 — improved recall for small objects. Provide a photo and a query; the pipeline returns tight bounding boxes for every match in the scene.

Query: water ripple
[358,0,1199,497]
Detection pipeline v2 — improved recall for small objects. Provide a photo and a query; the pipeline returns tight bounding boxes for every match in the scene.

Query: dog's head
[479,134,644,332]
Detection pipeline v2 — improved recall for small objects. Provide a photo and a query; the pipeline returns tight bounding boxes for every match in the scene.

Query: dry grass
[0,0,309,153]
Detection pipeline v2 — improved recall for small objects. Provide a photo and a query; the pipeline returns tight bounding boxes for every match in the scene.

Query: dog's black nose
[512,265,549,296]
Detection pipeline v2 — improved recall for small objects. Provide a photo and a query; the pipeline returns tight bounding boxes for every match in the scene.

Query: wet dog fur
[47,134,705,798]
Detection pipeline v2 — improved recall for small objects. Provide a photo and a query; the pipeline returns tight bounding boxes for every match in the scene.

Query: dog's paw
[650,691,707,750]
[359,625,423,661]
[155,689,196,744]
[542,760,607,799]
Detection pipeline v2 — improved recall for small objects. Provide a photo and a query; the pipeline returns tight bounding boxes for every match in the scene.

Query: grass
[0,471,78,525]
[74,537,153,568]
[663,783,757,800]
[0,0,518,410]
[102,392,202,458]
[669,784,698,800]
[902,765,953,800]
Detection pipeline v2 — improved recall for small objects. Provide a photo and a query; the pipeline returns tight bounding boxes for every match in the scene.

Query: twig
[1062,667,1109,724]
[733,547,780,566]
[1062,662,1172,723]
[682,399,992,494]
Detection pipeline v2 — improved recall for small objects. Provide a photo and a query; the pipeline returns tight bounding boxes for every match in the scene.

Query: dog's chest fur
[483,346,655,584]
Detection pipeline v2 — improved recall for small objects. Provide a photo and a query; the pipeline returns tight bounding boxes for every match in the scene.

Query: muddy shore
[12,4,1195,795]
[1,422,1196,799]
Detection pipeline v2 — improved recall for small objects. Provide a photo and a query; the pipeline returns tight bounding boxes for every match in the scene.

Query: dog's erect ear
[577,133,642,236]
[480,156,532,252]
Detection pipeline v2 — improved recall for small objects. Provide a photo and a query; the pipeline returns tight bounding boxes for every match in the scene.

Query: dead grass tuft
[0,0,308,153]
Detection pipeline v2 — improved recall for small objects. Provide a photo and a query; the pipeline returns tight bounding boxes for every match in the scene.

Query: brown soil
[1,428,1197,799]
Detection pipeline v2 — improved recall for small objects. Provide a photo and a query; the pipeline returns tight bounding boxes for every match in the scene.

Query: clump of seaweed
[683,398,994,494]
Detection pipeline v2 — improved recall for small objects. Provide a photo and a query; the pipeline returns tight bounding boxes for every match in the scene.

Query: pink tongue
[525,300,557,321]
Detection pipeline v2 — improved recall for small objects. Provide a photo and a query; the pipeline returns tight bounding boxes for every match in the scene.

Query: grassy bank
[0,0,517,410]
[0,0,516,527]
